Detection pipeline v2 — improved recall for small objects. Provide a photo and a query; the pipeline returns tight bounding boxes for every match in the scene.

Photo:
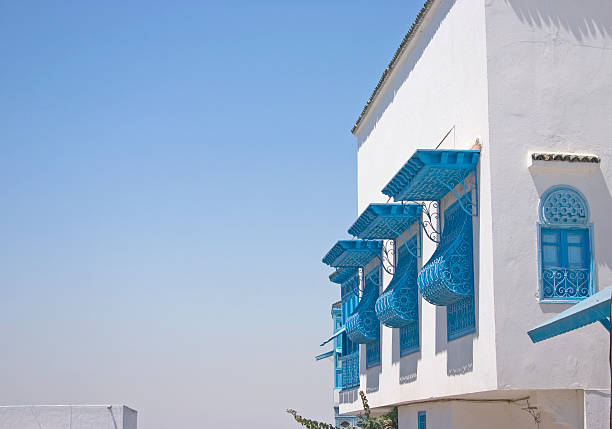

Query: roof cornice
[351,0,437,135]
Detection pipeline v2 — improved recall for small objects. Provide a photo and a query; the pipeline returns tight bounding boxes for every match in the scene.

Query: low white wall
[398,390,587,429]
[0,406,136,429]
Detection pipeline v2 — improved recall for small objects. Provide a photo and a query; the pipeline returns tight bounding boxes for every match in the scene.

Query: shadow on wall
[339,389,360,406]
[435,305,447,354]
[365,342,382,394]
[447,334,473,376]
[388,327,421,385]
[399,351,420,385]
[357,0,456,145]
[505,0,612,41]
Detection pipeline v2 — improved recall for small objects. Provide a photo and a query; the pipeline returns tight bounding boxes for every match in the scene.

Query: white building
[0,406,137,429]
[319,0,612,428]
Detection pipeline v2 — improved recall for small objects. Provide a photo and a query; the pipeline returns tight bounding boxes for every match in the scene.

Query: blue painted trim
[528,285,612,342]
[382,149,479,202]
[418,411,426,429]
[323,240,382,268]
[348,203,422,239]
[600,318,611,332]
[315,350,334,361]
[320,327,346,347]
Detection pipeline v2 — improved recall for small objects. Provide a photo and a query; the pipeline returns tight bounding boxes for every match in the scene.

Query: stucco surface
[484,0,612,390]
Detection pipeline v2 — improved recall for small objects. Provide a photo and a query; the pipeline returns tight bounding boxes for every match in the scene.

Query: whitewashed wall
[484,0,612,391]
[345,0,612,420]
[348,0,496,415]
[0,406,137,429]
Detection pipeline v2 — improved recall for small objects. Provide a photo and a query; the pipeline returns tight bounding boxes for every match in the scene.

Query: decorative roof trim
[352,0,437,135]
[348,203,422,239]
[531,153,600,163]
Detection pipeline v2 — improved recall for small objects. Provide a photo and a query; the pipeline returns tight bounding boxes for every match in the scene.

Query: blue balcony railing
[542,267,590,300]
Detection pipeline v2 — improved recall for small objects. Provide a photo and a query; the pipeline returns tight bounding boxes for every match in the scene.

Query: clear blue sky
[0,2,422,428]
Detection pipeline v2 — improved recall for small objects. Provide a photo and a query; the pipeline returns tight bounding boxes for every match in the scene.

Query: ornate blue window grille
[417,195,476,340]
[332,304,343,388]
[332,269,360,391]
[346,268,381,344]
[366,339,381,368]
[400,322,420,356]
[417,195,474,305]
[375,236,419,328]
[348,203,422,357]
[340,351,360,391]
[538,186,594,302]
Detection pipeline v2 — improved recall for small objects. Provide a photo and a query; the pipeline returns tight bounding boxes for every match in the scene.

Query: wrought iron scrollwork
[419,200,440,243]
[433,171,479,217]
[380,239,395,276]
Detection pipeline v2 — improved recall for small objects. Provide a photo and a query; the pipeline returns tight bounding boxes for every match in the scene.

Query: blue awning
[382,149,479,201]
[314,350,335,361]
[528,286,611,343]
[329,267,359,285]
[320,327,345,346]
[348,203,422,239]
[322,240,382,268]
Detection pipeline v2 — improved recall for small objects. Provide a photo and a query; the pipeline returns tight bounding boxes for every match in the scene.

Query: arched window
[538,185,594,302]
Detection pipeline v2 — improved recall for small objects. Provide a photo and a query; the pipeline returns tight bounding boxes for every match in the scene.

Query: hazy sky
[0,2,422,428]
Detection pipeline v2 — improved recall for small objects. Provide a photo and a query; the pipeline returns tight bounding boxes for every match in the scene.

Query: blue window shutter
[566,229,589,269]
[541,228,561,267]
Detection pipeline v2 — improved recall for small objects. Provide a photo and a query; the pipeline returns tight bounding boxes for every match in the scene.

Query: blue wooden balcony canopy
[348,203,422,239]
[528,285,611,343]
[382,149,480,202]
[322,240,382,268]
[329,267,359,285]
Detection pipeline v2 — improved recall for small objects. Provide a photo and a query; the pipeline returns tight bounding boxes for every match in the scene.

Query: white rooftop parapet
[0,405,136,429]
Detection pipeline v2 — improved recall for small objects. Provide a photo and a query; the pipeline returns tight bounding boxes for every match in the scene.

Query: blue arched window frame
[537,185,595,303]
